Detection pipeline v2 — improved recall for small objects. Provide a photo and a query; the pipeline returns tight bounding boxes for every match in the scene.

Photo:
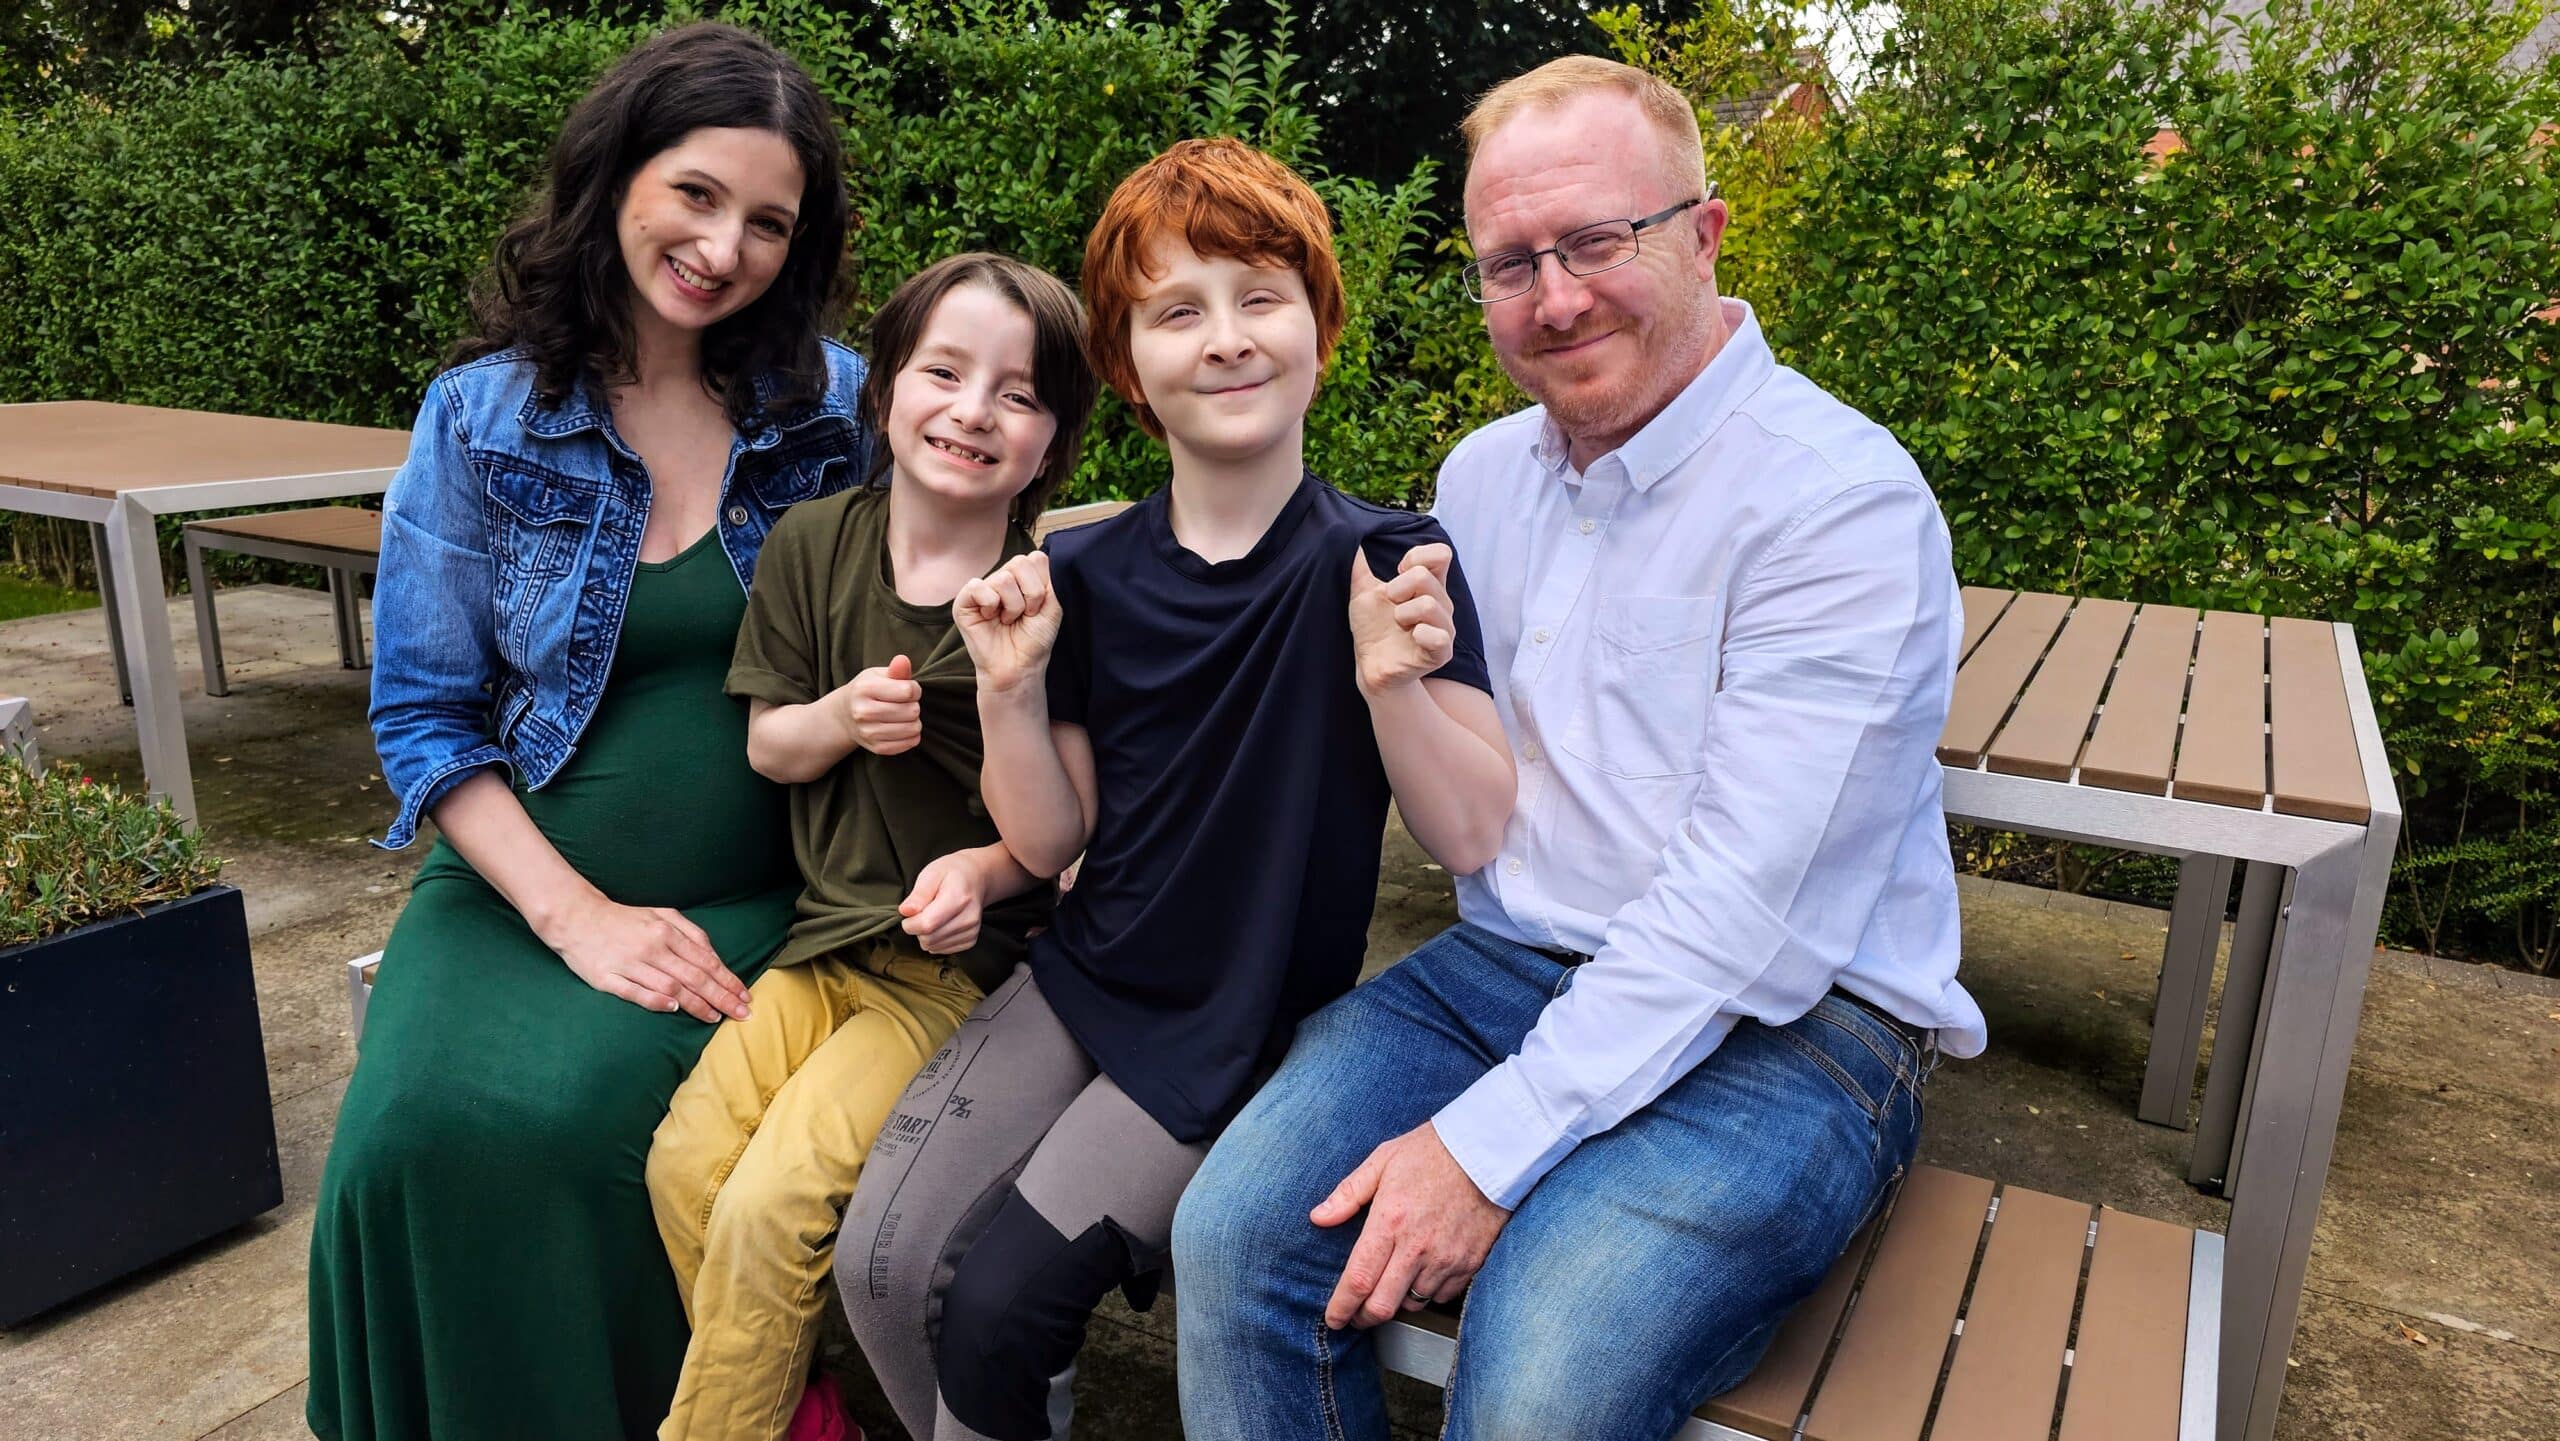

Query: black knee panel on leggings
[938,1186,1141,1440]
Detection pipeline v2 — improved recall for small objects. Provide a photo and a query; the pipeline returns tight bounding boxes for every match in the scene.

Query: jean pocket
[1769,1025,1881,1123]
[1769,998,1919,1127]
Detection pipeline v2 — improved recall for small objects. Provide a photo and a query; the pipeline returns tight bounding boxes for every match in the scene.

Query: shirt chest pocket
[1559,594,1724,780]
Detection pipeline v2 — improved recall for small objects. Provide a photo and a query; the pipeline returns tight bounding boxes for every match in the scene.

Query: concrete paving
[2,586,2554,1441]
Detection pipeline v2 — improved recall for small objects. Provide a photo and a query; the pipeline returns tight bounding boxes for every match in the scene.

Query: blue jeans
[1172,923,1927,1441]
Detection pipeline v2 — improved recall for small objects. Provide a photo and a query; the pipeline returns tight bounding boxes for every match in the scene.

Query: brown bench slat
[1958,586,2017,666]
[2077,604,2201,795]
[1985,598,2138,782]
[2267,617,2371,823]
[1930,1186,2091,1441]
[2170,610,2269,811]
[1803,1166,1994,1441]
[2056,1209,2193,1441]
[1938,592,2072,767]
[1031,499,1133,542]
[1380,1168,2210,1441]
[1705,1218,1885,1440]
[188,506,384,556]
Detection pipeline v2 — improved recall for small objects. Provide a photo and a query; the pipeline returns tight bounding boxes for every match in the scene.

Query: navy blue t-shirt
[1030,474,1492,1142]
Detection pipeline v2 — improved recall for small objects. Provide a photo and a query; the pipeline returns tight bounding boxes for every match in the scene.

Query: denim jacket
[370,339,869,849]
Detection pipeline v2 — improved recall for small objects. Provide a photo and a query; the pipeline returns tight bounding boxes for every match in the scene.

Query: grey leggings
[837,966,1207,1441]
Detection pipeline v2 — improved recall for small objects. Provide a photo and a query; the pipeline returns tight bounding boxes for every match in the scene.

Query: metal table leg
[2215,825,2393,1441]
[101,495,197,824]
[89,522,133,705]
[2141,852,2236,1127]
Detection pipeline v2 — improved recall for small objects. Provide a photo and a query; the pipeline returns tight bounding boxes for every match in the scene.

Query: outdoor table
[1937,587,2400,1441]
[0,401,409,824]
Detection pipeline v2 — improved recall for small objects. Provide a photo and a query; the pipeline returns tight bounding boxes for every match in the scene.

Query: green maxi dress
[309,528,800,1441]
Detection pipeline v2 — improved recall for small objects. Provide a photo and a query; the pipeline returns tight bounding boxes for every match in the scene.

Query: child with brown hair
[834,137,1515,1441]
[645,250,1097,1441]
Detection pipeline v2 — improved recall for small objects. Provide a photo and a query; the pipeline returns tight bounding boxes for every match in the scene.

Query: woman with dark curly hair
[306,23,864,1439]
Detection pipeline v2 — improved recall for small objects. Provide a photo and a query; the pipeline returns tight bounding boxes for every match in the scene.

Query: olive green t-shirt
[727,485,1049,989]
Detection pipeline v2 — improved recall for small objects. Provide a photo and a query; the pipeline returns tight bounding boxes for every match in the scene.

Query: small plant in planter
[0,763,280,1326]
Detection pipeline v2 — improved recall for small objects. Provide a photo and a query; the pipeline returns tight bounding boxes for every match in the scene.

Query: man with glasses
[1174,55,1985,1440]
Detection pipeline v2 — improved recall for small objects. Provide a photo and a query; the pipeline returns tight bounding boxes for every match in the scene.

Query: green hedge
[2,0,2553,968]
[0,0,1500,514]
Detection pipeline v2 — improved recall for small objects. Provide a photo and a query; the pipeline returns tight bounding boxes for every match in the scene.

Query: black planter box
[0,885,281,1326]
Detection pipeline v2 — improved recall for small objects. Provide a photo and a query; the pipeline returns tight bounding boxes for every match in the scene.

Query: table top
[0,401,408,497]
[1941,587,2373,824]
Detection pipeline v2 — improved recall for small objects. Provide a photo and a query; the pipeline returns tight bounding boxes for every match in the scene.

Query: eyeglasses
[1461,189,1714,304]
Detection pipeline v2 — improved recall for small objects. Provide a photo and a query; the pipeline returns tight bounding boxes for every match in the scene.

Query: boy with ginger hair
[834,137,1514,1441]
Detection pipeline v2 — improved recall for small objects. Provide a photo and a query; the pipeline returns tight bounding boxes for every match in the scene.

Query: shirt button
[726,504,749,526]
[1532,628,1552,645]
[1578,518,1596,535]
[1522,740,1543,763]
[1506,858,1524,877]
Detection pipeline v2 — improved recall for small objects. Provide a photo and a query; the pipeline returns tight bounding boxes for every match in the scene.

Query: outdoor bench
[344,500,2385,1441]
[182,505,385,696]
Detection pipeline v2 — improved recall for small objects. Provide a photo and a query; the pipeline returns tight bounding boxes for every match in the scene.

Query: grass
[0,571,95,623]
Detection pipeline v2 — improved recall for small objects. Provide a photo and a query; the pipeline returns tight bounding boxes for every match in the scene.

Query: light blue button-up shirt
[1428,300,1988,1209]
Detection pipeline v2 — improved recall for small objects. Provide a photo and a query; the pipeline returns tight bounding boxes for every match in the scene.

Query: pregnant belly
[520,676,793,909]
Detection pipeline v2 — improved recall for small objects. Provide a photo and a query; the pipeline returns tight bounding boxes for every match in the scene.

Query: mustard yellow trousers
[646,946,982,1441]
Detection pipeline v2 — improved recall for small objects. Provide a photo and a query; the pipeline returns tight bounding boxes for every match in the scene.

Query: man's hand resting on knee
[1314,1121,1511,1329]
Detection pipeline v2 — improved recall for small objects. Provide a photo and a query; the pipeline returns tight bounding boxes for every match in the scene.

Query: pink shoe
[787,1372,859,1441]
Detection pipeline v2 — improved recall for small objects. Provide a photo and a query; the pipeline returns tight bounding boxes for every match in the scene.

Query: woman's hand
[955,553,1064,694]
[899,850,986,956]
[537,891,753,1022]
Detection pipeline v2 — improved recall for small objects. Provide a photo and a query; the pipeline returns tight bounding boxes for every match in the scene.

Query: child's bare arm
[963,839,1045,904]
[744,658,924,783]
[1369,680,1513,874]
[959,554,1099,876]
[896,839,1051,956]
[1351,544,1516,874]
[975,704,1096,878]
